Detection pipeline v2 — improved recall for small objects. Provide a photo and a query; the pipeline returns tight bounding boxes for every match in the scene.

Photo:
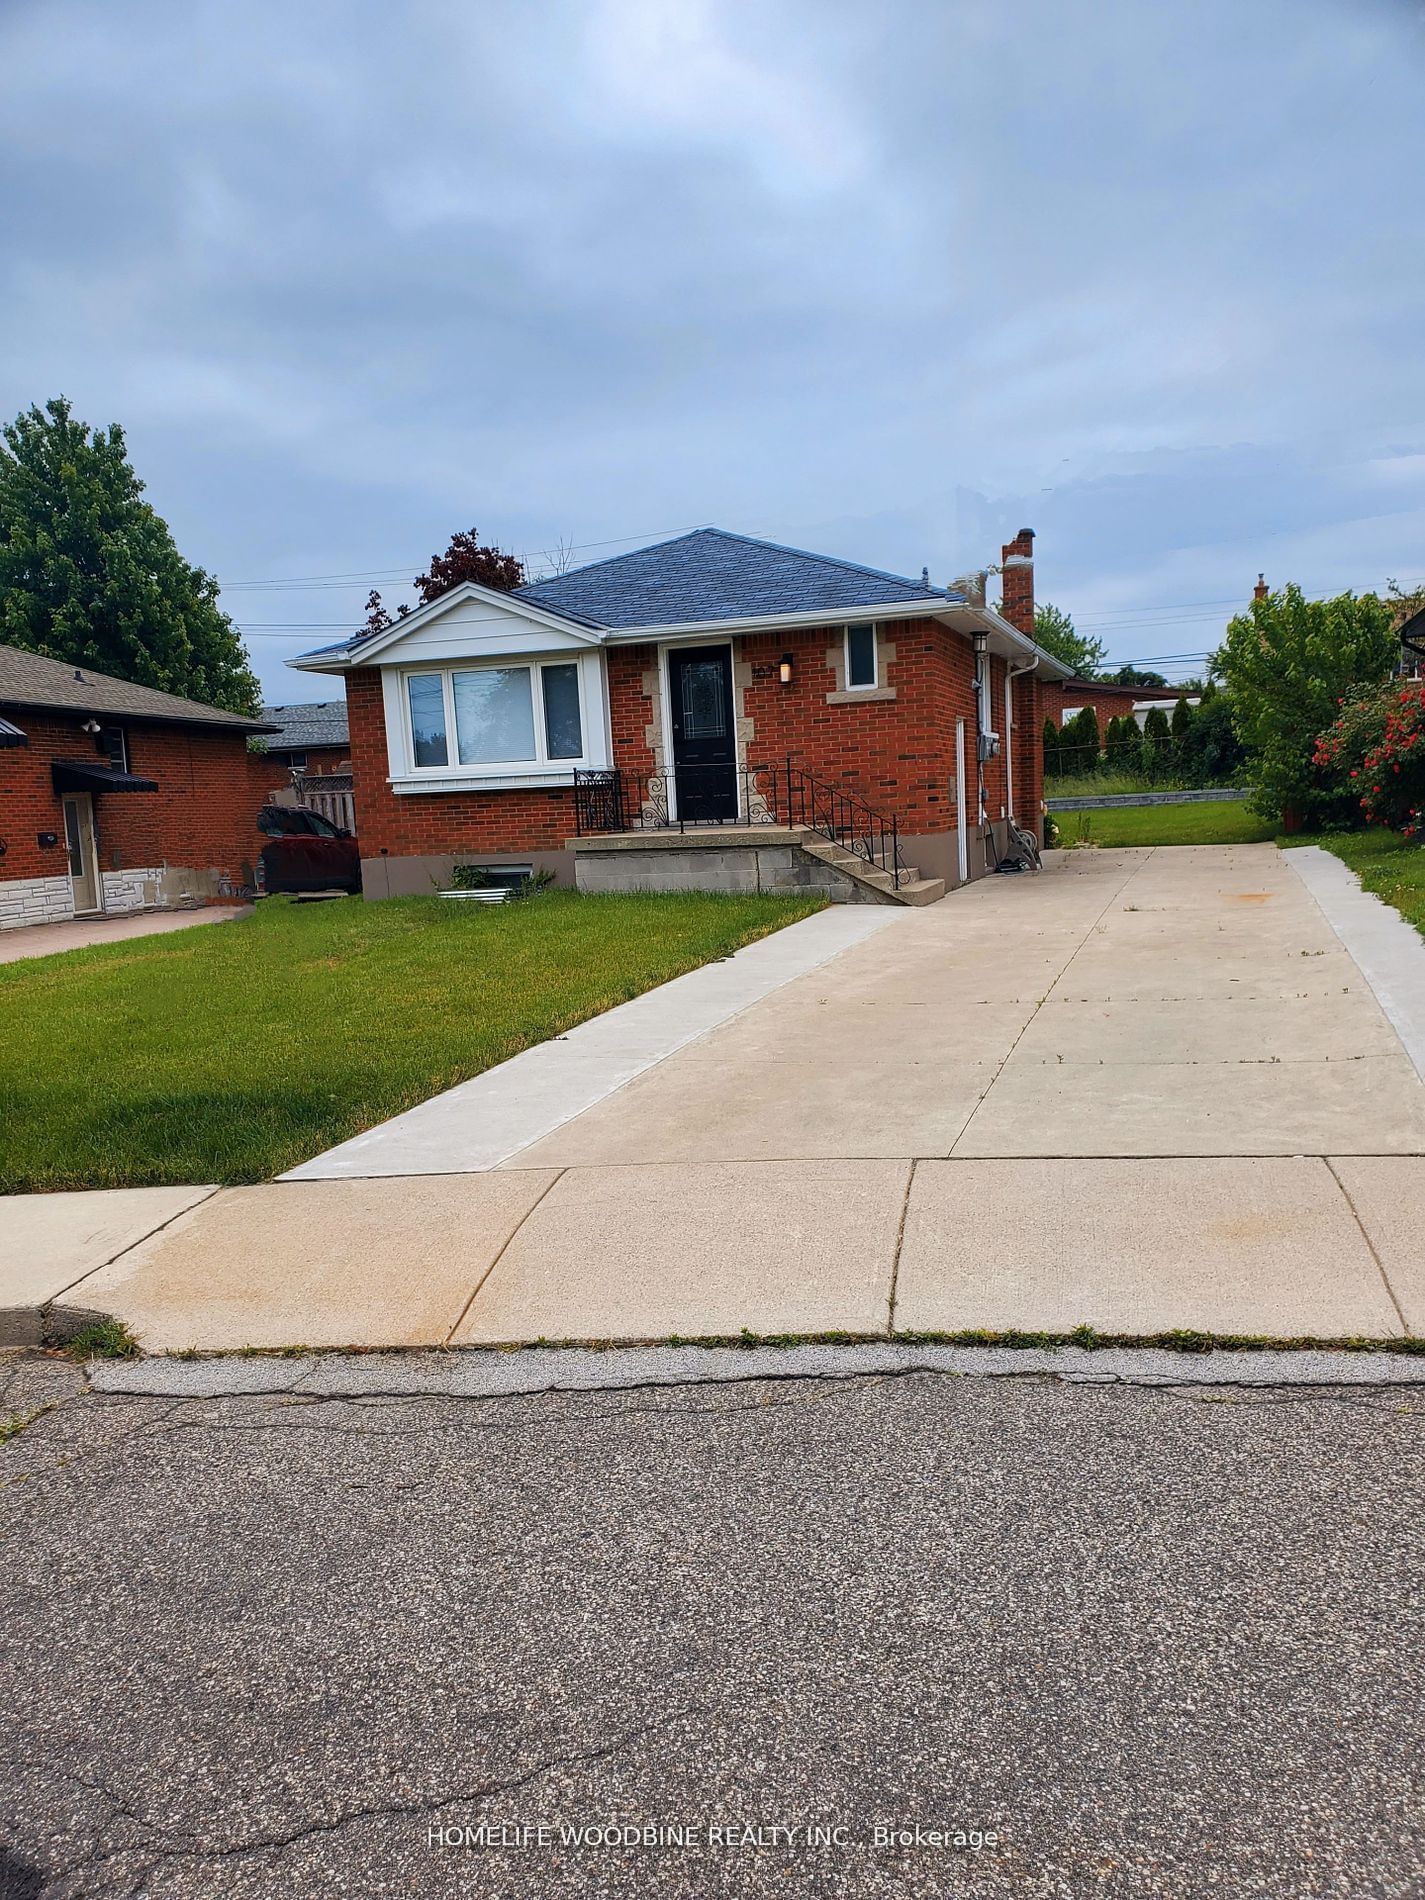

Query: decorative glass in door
[679,661,729,740]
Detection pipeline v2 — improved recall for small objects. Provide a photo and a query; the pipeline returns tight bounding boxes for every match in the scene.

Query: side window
[100,726,128,772]
[407,675,449,768]
[541,664,583,759]
[845,625,877,690]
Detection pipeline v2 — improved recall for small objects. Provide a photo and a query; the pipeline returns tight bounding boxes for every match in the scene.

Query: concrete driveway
[506,842,1425,1164]
[34,844,1425,1350]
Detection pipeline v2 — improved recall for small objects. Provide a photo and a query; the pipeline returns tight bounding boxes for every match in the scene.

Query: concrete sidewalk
[33,1152,1425,1350]
[14,844,1425,1352]
[0,903,250,963]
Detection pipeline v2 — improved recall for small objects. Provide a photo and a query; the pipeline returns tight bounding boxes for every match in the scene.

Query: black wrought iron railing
[572,758,904,887]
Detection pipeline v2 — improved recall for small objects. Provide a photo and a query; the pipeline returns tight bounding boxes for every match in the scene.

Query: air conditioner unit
[977,730,1001,762]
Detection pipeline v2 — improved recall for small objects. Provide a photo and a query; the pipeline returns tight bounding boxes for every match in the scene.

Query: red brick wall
[1011,669,1042,823]
[0,713,259,887]
[0,718,70,881]
[249,752,297,804]
[729,617,993,833]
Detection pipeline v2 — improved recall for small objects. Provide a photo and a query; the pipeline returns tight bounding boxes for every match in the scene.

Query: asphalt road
[2,1357,1423,1898]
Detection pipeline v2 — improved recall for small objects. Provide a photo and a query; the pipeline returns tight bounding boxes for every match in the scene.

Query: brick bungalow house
[288,527,1072,905]
[0,643,274,930]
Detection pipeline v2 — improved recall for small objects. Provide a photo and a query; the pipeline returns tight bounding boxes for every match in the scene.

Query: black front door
[668,645,737,822]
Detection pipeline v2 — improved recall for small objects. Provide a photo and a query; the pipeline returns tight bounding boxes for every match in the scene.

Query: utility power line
[223,523,713,590]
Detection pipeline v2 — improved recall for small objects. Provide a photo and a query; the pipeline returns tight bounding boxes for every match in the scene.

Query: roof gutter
[940,604,1077,682]
[287,649,355,674]
[287,597,1076,684]
[0,696,276,734]
[597,597,966,644]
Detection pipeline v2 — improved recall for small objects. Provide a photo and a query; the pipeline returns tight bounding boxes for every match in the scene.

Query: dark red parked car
[256,805,362,895]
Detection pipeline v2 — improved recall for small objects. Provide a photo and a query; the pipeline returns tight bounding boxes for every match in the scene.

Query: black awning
[0,715,26,748]
[52,759,159,794]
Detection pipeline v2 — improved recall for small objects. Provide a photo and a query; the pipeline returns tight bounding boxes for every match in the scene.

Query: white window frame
[400,656,591,778]
[843,622,879,692]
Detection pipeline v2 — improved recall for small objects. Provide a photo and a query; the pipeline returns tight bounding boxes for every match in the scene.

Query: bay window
[404,660,587,773]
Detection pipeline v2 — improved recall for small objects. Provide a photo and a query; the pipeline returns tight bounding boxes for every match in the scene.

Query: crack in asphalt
[67,1376,882,1445]
[34,1706,704,1897]
[4,1371,1420,1494]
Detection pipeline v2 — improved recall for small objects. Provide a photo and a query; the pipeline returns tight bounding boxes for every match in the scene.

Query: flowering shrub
[1360,684,1425,837]
[1316,682,1425,837]
[1312,684,1396,826]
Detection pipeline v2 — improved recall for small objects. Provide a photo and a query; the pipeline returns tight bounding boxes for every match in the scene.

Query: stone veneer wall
[0,873,75,930]
[100,867,165,913]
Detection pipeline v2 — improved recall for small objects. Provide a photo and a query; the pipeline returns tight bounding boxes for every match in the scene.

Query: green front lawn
[1300,830,1425,940]
[1,890,824,1193]
[1054,799,1277,849]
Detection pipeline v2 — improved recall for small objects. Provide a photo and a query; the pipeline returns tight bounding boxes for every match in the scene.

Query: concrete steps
[799,837,946,906]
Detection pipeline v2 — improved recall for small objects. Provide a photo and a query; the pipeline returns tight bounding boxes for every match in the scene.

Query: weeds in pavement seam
[0,1405,53,1445]
[62,1320,139,1361]
[109,1325,1425,1365]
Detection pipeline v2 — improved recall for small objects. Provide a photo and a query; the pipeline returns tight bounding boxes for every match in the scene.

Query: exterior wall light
[779,653,794,685]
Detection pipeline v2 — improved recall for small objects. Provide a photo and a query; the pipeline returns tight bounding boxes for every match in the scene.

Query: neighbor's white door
[955,719,968,884]
[62,793,102,915]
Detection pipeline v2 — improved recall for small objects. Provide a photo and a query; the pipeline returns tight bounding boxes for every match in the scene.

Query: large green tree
[1214,583,1396,824]
[1107,664,1169,688]
[0,397,260,715]
[1032,601,1107,678]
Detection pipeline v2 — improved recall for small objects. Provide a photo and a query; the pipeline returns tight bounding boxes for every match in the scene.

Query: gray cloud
[2,0,1422,693]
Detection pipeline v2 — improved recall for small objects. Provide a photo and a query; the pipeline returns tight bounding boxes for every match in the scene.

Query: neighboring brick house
[0,643,273,930]
[289,527,1072,905]
[1040,676,1198,735]
[250,700,351,797]
[249,698,356,831]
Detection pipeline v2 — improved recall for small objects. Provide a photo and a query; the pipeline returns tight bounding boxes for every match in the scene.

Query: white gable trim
[288,581,600,674]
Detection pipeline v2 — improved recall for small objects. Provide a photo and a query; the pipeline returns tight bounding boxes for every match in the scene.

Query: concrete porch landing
[15,844,1425,1352]
[572,823,946,904]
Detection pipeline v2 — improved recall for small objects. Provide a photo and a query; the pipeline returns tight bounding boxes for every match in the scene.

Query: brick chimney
[1000,528,1035,636]
[1253,572,1268,601]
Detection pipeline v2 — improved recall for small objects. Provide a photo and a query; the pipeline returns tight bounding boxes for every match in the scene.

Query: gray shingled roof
[0,643,273,731]
[296,527,966,667]
[260,700,349,753]
[515,528,961,630]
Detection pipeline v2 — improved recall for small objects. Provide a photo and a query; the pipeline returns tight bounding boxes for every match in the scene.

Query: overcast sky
[3,0,1423,698]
